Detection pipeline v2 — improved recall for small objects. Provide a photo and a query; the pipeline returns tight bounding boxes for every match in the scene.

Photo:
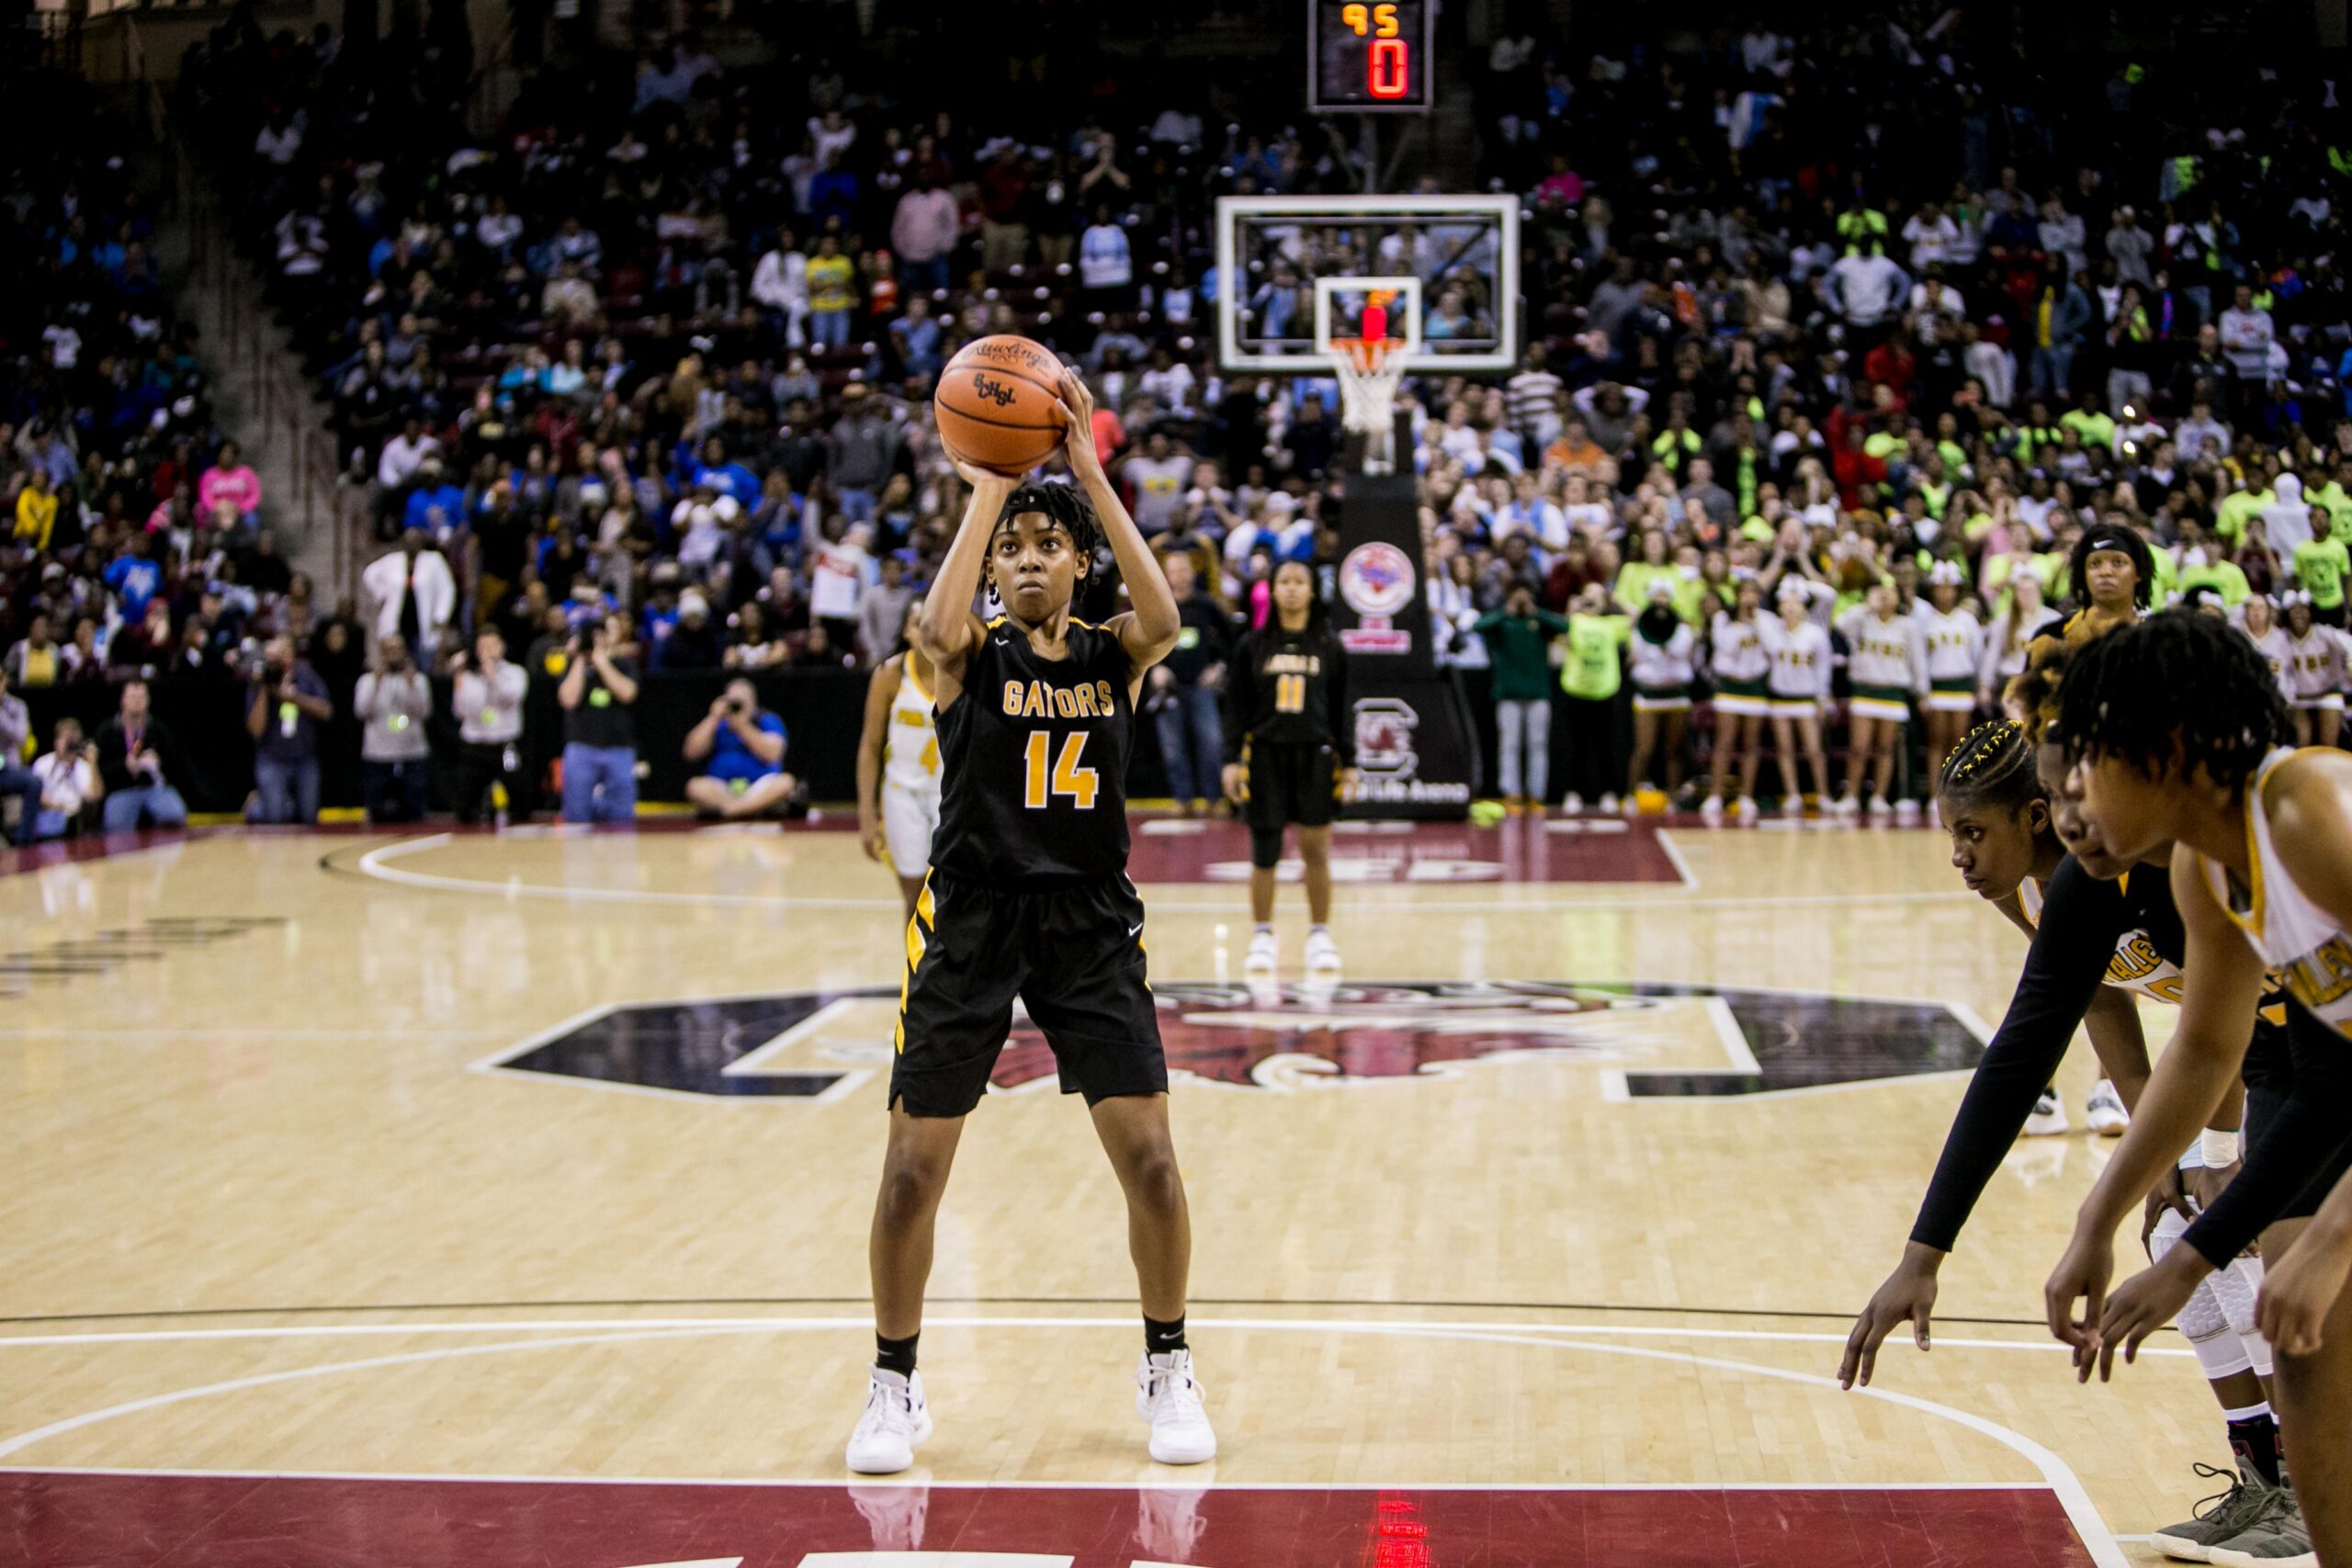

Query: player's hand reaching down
[2094,1248,2208,1379]
[1220,762,1246,805]
[2045,1224,2115,1381]
[1839,1244,1940,1389]
[2257,1227,2352,1358]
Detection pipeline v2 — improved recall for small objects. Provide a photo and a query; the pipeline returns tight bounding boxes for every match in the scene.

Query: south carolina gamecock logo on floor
[482,981,1986,1101]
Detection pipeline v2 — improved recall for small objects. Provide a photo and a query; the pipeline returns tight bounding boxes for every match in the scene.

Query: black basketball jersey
[933,616,1136,885]
[1225,620,1352,762]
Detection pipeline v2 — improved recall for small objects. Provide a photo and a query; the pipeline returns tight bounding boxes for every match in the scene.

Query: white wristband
[2200,1127,2242,1168]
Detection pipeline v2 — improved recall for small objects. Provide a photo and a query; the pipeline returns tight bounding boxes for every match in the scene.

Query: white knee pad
[2154,1207,2256,1381]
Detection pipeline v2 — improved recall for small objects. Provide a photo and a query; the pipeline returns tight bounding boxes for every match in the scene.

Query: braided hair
[2055,609,2291,796]
[993,483,1102,557]
[1937,718,2043,815]
[2004,636,2073,743]
[988,484,1103,600]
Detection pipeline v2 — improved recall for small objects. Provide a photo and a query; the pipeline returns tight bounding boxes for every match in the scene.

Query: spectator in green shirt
[2294,508,2350,626]
[1557,582,1632,812]
[2175,520,2252,608]
[1473,583,1570,810]
[1613,528,1678,613]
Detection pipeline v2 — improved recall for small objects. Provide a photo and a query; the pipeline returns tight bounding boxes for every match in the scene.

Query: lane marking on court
[0,1314,2134,1565]
[348,836,1973,916]
[1654,828,1699,889]
[0,1315,2194,1358]
[0,1465,2064,1493]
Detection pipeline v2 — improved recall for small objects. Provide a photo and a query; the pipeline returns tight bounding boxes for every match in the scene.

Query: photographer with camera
[96,679,188,832]
[243,633,334,825]
[28,716,100,840]
[683,676,796,820]
[450,626,529,826]
[555,609,639,824]
[354,633,434,824]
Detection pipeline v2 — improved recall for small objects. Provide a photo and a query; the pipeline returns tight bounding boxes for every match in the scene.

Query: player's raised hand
[1839,1247,1939,1390]
[1056,367,1102,478]
[944,441,1012,494]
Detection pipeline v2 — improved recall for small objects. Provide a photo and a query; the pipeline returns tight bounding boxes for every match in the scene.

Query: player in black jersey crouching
[1222,558,1358,974]
[847,367,1217,1476]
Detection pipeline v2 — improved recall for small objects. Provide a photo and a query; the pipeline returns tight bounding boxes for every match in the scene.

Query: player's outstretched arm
[920,458,1016,687]
[1057,367,1179,672]
[854,657,900,863]
[2045,846,2264,1376]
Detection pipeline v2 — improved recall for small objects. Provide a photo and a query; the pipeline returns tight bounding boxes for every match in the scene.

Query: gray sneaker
[2210,1481,2317,1567]
[2151,1465,2274,1562]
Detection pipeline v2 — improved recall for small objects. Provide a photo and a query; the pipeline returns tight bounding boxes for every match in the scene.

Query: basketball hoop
[1330,336,1407,477]
[1331,337,1407,436]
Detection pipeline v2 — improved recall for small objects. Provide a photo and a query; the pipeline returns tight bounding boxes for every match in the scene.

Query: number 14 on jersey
[1023,730,1099,809]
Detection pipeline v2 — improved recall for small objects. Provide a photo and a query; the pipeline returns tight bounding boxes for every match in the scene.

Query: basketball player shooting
[846,367,1216,1474]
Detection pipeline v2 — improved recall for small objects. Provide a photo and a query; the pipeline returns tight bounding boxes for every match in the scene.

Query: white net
[1333,341,1406,436]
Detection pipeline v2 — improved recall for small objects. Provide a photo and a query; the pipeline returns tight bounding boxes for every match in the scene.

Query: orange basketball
[933,334,1067,476]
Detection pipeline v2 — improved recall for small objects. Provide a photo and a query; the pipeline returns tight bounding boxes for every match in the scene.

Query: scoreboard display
[1309,0,1433,113]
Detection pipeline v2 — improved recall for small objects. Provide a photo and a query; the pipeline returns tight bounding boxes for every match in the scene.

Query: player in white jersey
[1835,581,1928,819]
[855,601,942,917]
[1917,562,1986,815]
[2282,592,2349,748]
[1624,581,1696,809]
[2045,612,2352,1568]
[1702,578,1770,821]
[1759,576,1833,816]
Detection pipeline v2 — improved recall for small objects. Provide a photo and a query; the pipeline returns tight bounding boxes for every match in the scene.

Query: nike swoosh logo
[1128,922,1144,937]
[993,637,1011,647]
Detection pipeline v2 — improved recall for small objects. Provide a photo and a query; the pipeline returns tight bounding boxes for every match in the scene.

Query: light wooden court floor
[0,821,2240,1565]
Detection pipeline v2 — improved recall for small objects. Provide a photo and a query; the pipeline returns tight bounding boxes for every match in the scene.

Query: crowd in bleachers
[0,60,305,842]
[16,3,2352,832]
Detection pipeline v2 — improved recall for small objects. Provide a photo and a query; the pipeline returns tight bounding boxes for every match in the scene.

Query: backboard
[1215,193,1520,375]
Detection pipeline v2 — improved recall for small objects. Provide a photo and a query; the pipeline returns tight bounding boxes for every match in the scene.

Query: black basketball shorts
[2242,1003,2352,1222]
[890,868,1167,1117]
[1245,740,1338,829]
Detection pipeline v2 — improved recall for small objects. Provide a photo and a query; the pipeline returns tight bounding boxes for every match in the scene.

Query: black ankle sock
[1145,1314,1187,1356]
[876,1331,919,1378]
[2230,1412,2282,1486]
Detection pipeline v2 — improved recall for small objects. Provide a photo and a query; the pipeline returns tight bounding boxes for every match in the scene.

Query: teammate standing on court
[1224,558,1358,975]
[856,599,942,918]
[847,367,1216,1475]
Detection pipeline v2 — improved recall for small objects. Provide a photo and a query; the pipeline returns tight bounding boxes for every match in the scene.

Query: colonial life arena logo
[1350,696,1471,806]
[1337,540,1416,654]
[481,981,1986,1101]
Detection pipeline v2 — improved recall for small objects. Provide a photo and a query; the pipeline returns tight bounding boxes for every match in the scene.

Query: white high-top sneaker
[1303,926,1341,970]
[846,1367,931,1474]
[1136,1348,1217,1464]
[1243,927,1278,973]
[2086,1078,2131,1135]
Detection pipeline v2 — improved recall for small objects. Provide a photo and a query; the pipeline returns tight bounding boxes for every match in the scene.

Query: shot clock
[1308,0,1432,112]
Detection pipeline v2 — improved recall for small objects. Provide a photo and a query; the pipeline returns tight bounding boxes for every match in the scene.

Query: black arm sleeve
[1222,632,1256,765]
[1327,636,1353,766]
[1909,858,2133,1251]
[2185,1004,2352,1267]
